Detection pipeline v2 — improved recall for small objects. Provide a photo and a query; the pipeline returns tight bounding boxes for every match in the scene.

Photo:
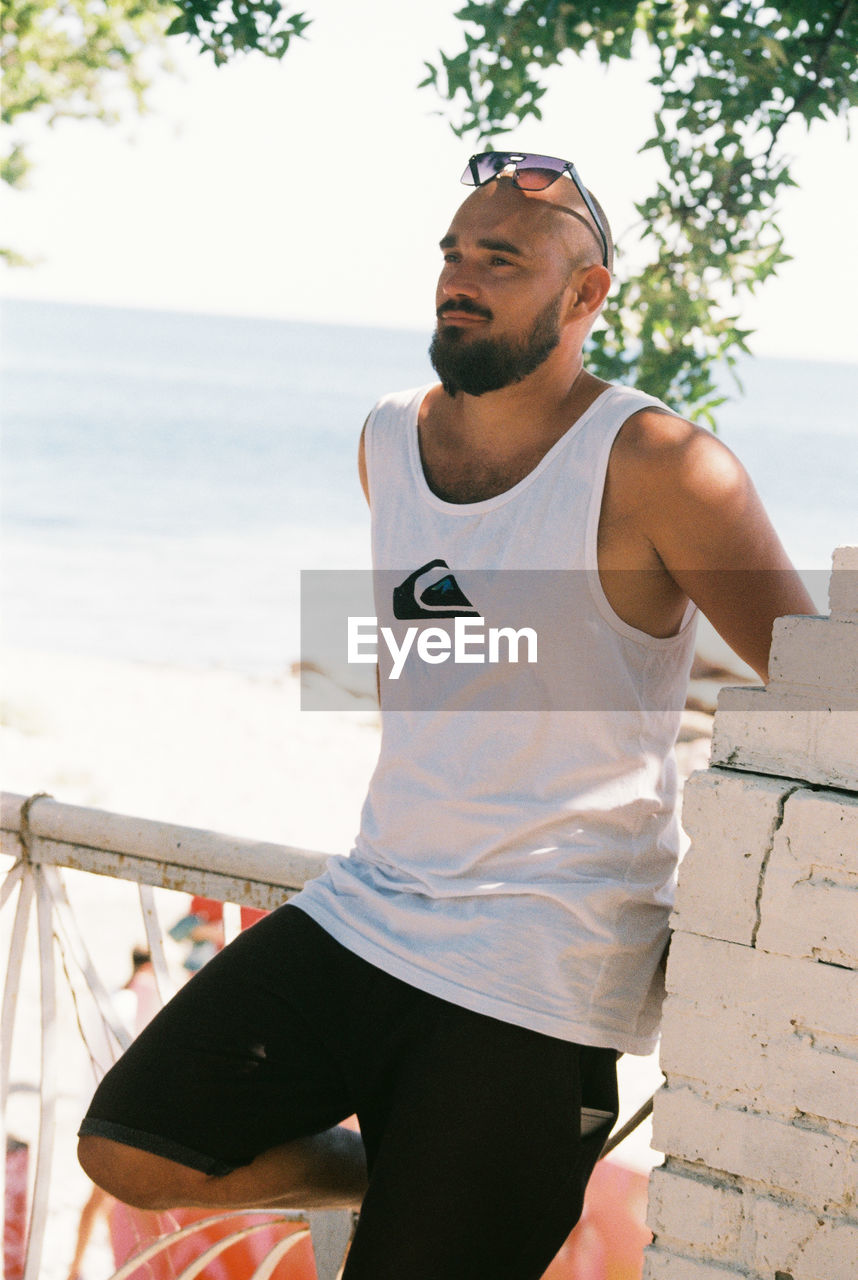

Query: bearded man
[78,152,814,1279]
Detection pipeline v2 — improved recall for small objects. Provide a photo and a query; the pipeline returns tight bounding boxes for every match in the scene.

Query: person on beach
[77,151,814,1278]
[67,947,158,1280]
[168,895,269,972]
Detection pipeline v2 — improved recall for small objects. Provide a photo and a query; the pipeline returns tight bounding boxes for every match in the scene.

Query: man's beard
[429,291,564,397]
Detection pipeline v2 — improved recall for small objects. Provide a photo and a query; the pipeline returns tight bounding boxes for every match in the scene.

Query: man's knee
[77,1134,203,1211]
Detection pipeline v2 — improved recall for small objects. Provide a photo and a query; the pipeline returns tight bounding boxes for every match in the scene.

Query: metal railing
[0,790,351,1280]
[1,789,656,1280]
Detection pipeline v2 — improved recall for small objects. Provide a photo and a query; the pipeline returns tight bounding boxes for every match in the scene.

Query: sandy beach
[1,644,714,1278]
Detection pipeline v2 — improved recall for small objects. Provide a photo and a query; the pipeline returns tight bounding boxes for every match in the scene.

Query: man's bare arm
[616,411,816,681]
[357,416,378,702]
[358,418,370,506]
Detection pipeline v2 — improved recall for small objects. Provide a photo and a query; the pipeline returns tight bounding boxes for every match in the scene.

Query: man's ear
[567,264,611,320]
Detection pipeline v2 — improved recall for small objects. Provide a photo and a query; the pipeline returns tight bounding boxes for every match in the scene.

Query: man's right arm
[358,417,370,507]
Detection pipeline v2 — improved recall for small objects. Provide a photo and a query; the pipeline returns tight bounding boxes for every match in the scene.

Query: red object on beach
[541,1159,652,1279]
[3,1137,29,1280]
[189,897,268,932]
[110,1202,318,1278]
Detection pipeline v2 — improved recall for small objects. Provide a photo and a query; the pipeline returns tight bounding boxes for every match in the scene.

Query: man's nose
[440,260,481,299]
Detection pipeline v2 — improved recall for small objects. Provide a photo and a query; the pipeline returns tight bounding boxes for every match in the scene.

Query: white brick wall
[752,1198,858,1280]
[710,689,858,790]
[646,1166,746,1261]
[828,545,858,621]
[645,548,858,1280]
[756,788,858,968]
[671,770,801,945]
[658,933,858,1126]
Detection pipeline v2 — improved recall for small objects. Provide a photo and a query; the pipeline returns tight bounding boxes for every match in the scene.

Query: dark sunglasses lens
[471,154,513,183]
[462,152,569,188]
[513,167,561,190]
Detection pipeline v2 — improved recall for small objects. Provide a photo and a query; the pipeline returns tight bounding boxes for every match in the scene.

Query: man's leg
[347,989,618,1280]
[78,1125,366,1211]
[77,906,368,1211]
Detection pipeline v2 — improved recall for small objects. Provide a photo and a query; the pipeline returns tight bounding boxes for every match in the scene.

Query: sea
[2,297,856,674]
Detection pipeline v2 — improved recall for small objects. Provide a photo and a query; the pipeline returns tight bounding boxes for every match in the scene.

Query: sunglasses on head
[461,151,609,269]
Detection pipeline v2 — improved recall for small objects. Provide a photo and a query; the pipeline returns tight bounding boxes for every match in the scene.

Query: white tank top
[294,382,698,1054]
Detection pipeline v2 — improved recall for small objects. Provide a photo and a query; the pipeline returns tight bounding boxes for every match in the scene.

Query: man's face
[429,180,582,397]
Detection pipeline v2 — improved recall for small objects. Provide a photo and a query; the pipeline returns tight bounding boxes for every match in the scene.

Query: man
[78,152,814,1278]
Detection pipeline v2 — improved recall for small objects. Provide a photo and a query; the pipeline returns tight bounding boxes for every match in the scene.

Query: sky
[2,0,857,361]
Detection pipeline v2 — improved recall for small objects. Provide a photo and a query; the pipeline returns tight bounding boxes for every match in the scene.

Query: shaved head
[433,170,615,393]
[456,176,614,277]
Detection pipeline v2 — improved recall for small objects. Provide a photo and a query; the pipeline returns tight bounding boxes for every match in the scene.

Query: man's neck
[438,356,605,455]
[418,356,611,505]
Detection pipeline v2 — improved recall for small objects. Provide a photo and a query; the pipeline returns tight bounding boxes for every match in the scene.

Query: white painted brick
[660,996,858,1127]
[674,770,800,944]
[646,1165,745,1259]
[643,1246,748,1279]
[759,880,857,968]
[664,934,858,1033]
[659,1004,764,1100]
[776,787,858,875]
[652,1087,854,1207]
[789,1053,858,1130]
[768,615,858,693]
[651,556,858,1279]
[756,789,858,967]
[711,686,858,791]
[752,1195,858,1280]
[830,546,858,621]
[812,706,858,789]
[660,935,858,1125]
[658,1012,858,1129]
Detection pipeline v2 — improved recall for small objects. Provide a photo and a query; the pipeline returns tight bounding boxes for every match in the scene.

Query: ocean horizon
[3,297,856,673]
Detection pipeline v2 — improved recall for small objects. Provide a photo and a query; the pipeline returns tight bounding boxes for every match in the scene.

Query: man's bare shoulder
[611,407,750,512]
[605,404,814,677]
[614,406,735,465]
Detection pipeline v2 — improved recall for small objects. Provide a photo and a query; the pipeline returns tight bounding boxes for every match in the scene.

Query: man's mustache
[436,300,493,321]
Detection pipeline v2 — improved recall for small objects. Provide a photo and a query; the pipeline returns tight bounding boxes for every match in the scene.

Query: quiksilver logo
[347,560,537,679]
[392,560,480,620]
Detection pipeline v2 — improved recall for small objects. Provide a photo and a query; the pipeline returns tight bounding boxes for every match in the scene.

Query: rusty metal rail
[0,790,349,1280]
[1,790,657,1280]
[1,791,330,910]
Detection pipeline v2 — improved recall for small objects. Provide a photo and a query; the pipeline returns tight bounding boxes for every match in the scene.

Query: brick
[756,789,858,967]
[646,1165,745,1260]
[711,686,858,791]
[664,934,858,1032]
[752,1195,858,1280]
[777,787,858,874]
[643,1247,747,1279]
[659,998,858,1128]
[652,1087,853,1207]
[660,935,858,1125]
[768,615,858,694]
[674,770,800,944]
[830,546,858,621]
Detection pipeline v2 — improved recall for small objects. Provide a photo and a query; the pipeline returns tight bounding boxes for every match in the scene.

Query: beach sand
[1,645,714,1279]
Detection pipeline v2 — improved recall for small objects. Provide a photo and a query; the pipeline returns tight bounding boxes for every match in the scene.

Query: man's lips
[437,307,491,325]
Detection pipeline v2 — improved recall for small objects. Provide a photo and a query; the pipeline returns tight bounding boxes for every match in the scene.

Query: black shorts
[81,904,619,1278]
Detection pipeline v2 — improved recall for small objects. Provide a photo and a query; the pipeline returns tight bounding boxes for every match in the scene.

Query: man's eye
[491,256,512,267]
